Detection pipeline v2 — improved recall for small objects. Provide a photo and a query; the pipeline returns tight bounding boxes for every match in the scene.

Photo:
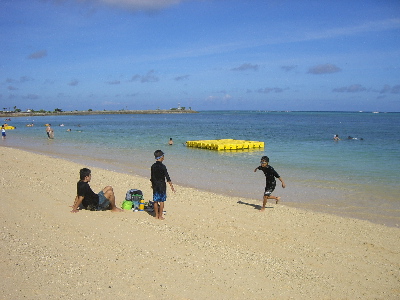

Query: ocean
[2,111,399,227]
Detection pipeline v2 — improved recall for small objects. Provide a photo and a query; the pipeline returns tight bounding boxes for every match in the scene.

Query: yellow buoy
[186,139,264,151]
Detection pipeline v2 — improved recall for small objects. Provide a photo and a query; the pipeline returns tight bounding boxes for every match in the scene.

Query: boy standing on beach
[254,156,286,211]
[150,150,175,220]
[1,125,6,140]
[70,168,123,213]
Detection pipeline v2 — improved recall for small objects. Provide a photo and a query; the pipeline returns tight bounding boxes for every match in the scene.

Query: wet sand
[1,147,399,299]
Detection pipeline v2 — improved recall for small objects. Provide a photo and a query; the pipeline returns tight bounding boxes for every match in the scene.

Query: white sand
[1,147,399,299]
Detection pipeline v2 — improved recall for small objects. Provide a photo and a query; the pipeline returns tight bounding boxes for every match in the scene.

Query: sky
[1,0,400,112]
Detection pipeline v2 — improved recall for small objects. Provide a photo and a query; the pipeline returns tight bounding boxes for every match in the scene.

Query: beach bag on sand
[144,200,154,212]
[125,189,143,202]
[122,189,144,210]
[121,189,155,211]
[121,200,133,210]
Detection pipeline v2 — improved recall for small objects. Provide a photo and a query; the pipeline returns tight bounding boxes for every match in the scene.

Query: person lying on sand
[70,168,123,213]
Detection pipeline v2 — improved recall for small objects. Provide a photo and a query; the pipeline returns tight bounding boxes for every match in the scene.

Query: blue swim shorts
[97,191,111,210]
[153,191,167,203]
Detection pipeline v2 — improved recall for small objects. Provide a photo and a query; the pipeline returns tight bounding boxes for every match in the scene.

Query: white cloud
[257,87,284,94]
[174,75,190,81]
[68,79,79,86]
[305,18,400,41]
[23,94,40,100]
[281,65,297,72]
[107,80,121,85]
[87,0,185,11]
[333,84,367,93]
[205,94,232,103]
[130,70,159,83]
[27,50,47,59]
[308,64,341,75]
[379,84,400,94]
[231,63,259,72]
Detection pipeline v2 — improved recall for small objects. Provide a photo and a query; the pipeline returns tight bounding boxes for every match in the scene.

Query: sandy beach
[1,147,399,299]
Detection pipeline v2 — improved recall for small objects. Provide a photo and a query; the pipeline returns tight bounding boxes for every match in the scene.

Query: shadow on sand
[237,200,274,210]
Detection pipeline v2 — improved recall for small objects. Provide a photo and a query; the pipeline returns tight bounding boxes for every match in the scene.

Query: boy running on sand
[150,150,175,220]
[254,156,286,211]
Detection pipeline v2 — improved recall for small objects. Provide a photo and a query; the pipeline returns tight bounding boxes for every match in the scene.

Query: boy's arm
[168,181,175,193]
[71,195,84,213]
[278,177,286,188]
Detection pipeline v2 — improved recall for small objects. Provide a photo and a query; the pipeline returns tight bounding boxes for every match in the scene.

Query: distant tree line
[1,107,65,113]
[1,106,194,114]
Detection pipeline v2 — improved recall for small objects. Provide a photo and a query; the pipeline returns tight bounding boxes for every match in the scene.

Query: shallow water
[3,111,399,227]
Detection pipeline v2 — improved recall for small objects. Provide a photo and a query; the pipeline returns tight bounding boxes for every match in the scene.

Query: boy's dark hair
[154,150,164,159]
[261,156,269,162]
[80,168,91,180]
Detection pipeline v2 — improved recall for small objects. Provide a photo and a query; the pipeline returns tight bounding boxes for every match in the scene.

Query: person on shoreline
[70,168,123,213]
[150,150,175,220]
[1,125,6,140]
[46,124,54,139]
[254,156,286,211]
[168,137,173,145]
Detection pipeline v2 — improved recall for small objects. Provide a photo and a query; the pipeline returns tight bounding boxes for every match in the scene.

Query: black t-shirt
[77,181,99,209]
[257,165,280,184]
[150,161,171,193]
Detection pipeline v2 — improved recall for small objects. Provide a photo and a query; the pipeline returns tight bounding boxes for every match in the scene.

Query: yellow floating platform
[186,139,264,151]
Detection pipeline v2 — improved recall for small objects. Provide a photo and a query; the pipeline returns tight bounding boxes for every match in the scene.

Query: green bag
[121,200,133,210]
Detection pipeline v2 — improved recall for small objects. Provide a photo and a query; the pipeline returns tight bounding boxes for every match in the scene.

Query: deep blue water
[2,111,399,226]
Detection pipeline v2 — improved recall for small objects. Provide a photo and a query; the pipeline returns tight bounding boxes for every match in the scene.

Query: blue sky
[1,0,399,112]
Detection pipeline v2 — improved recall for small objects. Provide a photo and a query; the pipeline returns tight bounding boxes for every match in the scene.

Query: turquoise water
[3,111,400,226]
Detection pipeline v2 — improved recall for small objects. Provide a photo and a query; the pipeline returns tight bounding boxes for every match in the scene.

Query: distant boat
[372,111,379,114]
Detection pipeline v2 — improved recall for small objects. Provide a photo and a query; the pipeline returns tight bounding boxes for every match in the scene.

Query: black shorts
[264,181,276,196]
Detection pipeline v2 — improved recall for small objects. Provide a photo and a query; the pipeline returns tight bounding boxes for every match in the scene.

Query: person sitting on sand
[254,156,286,211]
[70,168,123,213]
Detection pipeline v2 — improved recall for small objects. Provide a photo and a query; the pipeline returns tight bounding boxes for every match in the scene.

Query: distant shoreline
[0,109,198,118]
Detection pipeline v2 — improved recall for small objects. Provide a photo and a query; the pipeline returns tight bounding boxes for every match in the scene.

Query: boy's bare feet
[275,197,281,204]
